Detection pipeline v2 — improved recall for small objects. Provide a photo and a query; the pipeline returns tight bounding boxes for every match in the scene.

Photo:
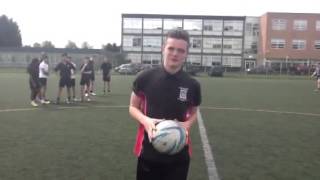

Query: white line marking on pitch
[201,106,320,117]
[197,109,220,180]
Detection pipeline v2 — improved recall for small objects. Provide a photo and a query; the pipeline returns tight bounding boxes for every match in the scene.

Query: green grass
[0,70,320,180]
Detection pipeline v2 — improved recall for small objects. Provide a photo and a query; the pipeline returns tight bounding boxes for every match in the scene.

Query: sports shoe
[31,101,39,107]
[73,98,80,102]
[87,98,91,102]
[85,93,89,97]
[66,99,71,104]
[40,99,50,104]
[90,92,97,96]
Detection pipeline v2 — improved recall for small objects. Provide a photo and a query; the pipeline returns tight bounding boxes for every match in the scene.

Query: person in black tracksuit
[129,29,202,180]
[80,57,93,101]
[100,58,112,94]
[54,53,75,104]
[27,58,40,107]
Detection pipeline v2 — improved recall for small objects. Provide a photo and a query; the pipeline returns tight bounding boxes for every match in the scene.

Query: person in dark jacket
[27,58,40,107]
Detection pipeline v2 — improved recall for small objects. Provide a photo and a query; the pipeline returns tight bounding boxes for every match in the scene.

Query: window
[123,18,142,33]
[143,18,162,34]
[292,40,306,50]
[223,38,242,54]
[316,21,320,31]
[223,20,243,36]
[184,19,202,35]
[271,39,285,48]
[222,56,241,67]
[143,36,162,51]
[163,19,182,32]
[187,55,201,65]
[189,37,202,53]
[142,54,161,65]
[315,40,320,49]
[293,20,307,31]
[126,53,141,63]
[191,39,201,48]
[272,19,287,30]
[203,20,223,35]
[203,38,222,53]
[122,35,142,51]
[133,37,142,47]
[202,55,221,66]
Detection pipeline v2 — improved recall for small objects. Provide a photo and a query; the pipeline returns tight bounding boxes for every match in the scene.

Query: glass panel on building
[316,21,320,31]
[315,40,320,49]
[223,20,243,36]
[223,38,242,54]
[142,53,161,65]
[222,56,241,67]
[203,38,222,53]
[189,37,202,53]
[122,35,142,51]
[292,40,306,49]
[293,20,308,31]
[163,19,182,33]
[203,55,221,66]
[203,20,223,35]
[187,55,201,65]
[143,18,162,34]
[126,53,142,63]
[143,36,162,52]
[272,19,287,30]
[271,38,286,48]
[183,19,202,35]
[123,18,142,33]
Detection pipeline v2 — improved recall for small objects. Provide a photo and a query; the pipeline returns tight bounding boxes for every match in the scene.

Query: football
[152,120,187,155]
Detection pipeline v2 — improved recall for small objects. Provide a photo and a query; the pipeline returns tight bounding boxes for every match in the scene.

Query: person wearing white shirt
[39,54,50,104]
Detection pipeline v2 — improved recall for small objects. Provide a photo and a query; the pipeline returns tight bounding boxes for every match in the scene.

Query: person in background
[311,63,320,92]
[88,57,96,96]
[54,53,75,104]
[100,58,112,94]
[38,53,50,104]
[68,56,77,101]
[80,57,92,101]
[129,29,202,180]
[28,58,41,107]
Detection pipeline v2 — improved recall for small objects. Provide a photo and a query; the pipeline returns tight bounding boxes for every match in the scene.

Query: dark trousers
[29,79,40,100]
[136,157,190,180]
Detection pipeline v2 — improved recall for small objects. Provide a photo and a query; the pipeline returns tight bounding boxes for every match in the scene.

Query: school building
[121,12,320,71]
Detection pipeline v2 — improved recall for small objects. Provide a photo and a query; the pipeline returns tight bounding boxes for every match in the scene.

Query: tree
[102,43,120,52]
[33,42,41,48]
[41,41,55,48]
[65,40,78,49]
[102,43,126,66]
[0,15,22,47]
[81,41,92,49]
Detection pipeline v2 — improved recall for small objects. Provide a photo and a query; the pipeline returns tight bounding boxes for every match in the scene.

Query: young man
[54,53,75,104]
[100,58,112,94]
[28,58,41,107]
[311,63,320,91]
[88,57,96,96]
[68,56,77,101]
[38,53,50,104]
[129,29,202,180]
[80,57,92,101]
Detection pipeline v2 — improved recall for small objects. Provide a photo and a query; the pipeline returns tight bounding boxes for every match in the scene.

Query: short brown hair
[165,29,190,47]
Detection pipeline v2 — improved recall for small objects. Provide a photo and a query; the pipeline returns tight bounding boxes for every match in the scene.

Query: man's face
[162,37,188,70]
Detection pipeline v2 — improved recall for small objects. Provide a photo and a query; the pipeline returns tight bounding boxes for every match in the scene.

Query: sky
[1,0,319,49]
